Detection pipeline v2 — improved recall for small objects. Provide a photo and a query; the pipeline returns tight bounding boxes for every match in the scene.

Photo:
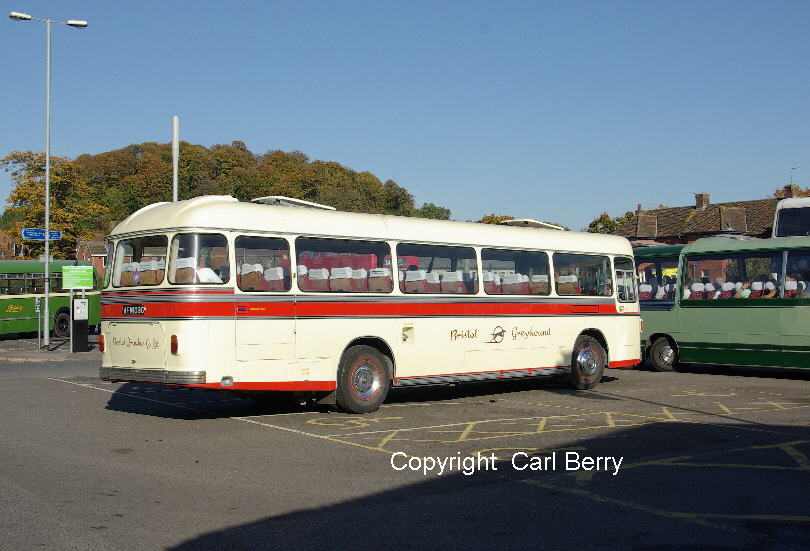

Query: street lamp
[9,11,87,348]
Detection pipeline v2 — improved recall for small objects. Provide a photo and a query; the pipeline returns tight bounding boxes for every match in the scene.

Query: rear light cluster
[171,334,179,355]
[98,334,105,352]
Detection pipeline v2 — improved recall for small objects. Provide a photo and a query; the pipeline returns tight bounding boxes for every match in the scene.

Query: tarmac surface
[1,337,809,550]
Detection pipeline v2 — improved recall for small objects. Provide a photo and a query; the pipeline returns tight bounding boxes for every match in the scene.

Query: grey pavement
[0,333,100,363]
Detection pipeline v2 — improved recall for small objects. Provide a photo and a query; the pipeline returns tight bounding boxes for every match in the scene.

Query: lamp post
[9,11,87,347]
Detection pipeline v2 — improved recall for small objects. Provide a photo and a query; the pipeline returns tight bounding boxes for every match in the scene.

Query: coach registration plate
[122,304,146,316]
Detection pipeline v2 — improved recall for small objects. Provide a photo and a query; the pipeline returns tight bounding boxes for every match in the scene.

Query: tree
[587,211,636,234]
[2,151,108,258]
[414,202,452,220]
[479,214,514,224]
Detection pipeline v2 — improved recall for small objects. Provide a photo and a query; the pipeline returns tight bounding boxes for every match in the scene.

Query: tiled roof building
[614,186,801,245]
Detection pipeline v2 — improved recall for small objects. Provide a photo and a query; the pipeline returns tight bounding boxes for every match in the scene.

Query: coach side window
[785,251,810,298]
[114,235,170,287]
[235,236,291,292]
[553,253,612,296]
[295,237,393,293]
[614,257,636,302]
[396,243,478,294]
[481,248,549,295]
[168,233,229,285]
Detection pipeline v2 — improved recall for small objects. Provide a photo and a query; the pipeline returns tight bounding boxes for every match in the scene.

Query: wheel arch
[340,336,396,380]
[647,332,677,357]
[578,328,609,365]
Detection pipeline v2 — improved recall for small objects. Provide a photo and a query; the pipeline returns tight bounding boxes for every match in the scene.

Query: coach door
[233,236,296,383]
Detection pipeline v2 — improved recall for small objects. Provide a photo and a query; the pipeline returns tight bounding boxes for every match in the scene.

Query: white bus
[99,195,640,413]
[773,197,810,237]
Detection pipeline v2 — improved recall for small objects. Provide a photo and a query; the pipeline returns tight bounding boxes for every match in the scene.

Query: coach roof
[110,195,632,255]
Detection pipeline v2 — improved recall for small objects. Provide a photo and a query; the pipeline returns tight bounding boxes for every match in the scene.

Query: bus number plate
[122,304,146,316]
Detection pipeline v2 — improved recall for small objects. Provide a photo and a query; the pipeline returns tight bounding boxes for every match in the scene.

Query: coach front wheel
[568,335,606,390]
[335,345,391,414]
[649,337,677,372]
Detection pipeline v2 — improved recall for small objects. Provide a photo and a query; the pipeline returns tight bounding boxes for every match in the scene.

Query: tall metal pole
[172,115,179,201]
[43,18,51,348]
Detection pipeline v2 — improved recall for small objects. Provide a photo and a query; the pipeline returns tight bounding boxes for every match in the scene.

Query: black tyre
[335,345,391,413]
[52,309,70,339]
[567,335,606,390]
[649,337,677,372]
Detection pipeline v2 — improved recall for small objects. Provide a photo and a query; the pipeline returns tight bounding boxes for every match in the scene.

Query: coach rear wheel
[52,309,70,339]
[649,337,677,372]
[567,335,606,390]
[336,345,391,414]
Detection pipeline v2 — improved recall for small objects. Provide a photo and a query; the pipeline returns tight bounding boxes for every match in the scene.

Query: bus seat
[530,274,549,295]
[139,260,159,285]
[404,269,429,293]
[440,271,466,293]
[174,258,196,284]
[484,272,502,294]
[239,263,264,291]
[719,281,736,299]
[329,267,353,292]
[120,262,140,286]
[264,266,285,291]
[764,280,777,297]
[426,272,441,293]
[351,268,369,292]
[502,273,525,294]
[704,282,717,299]
[749,281,763,298]
[368,267,392,292]
[784,279,798,298]
[308,268,330,291]
[638,283,653,301]
[689,282,705,300]
[557,274,580,295]
[297,265,315,291]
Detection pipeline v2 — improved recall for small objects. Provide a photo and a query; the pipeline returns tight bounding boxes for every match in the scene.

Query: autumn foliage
[2,141,452,258]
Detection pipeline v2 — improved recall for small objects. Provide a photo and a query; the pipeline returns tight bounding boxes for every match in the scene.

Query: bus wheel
[53,309,70,339]
[650,337,677,372]
[336,345,390,414]
[568,335,606,390]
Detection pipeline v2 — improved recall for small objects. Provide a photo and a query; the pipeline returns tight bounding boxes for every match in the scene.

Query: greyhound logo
[487,326,506,344]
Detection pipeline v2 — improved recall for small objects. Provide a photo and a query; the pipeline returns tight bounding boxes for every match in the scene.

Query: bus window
[635,257,679,301]
[685,253,781,300]
[168,234,228,285]
[614,257,636,302]
[396,243,478,294]
[114,235,169,287]
[481,248,549,295]
[235,236,291,292]
[553,253,612,296]
[296,237,392,293]
[785,251,810,298]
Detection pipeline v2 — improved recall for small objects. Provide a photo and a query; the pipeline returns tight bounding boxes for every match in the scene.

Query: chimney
[695,193,710,211]
[784,184,800,198]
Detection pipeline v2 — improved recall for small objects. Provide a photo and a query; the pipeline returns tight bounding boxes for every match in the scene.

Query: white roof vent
[498,218,565,230]
[251,196,336,211]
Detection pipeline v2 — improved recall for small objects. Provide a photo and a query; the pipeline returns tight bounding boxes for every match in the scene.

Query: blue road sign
[21,228,62,240]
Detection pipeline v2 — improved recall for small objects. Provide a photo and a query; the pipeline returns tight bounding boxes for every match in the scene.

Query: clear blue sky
[3,0,810,230]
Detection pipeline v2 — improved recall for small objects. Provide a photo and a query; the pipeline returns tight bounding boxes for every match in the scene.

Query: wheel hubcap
[352,362,381,400]
[576,347,598,375]
[658,345,674,365]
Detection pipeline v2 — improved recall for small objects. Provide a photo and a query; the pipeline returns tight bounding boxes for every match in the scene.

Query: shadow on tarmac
[104,374,622,420]
[161,420,810,551]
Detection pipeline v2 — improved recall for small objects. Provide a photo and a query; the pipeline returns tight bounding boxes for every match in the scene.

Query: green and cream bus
[635,236,810,372]
[0,260,101,338]
[99,195,641,413]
